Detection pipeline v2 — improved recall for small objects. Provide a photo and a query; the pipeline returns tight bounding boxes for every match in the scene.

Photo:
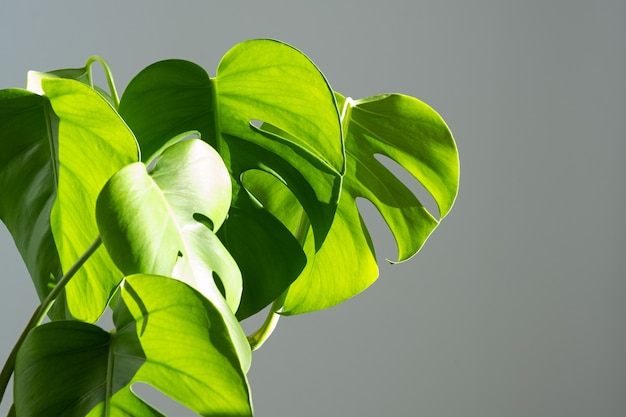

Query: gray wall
[1,1,624,416]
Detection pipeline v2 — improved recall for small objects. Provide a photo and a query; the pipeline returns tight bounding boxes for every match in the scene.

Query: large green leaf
[14,274,252,416]
[0,89,64,318]
[118,39,343,318]
[44,78,139,321]
[95,138,250,370]
[248,93,460,314]
[0,62,121,320]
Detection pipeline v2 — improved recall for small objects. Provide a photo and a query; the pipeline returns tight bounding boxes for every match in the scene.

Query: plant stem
[247,213,310,351]
[0,237,102,406]
[246,291,287,351]
[209,77,223,156]
[85,56,120,108]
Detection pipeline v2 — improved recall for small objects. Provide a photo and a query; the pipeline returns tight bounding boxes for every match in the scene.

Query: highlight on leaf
[249,92,460,315]
[0,38,459,416]
[14,275,252,416]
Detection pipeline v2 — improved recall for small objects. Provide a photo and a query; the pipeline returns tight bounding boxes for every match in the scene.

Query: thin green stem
[247,213,310,351]
[209,77,223,155]
[0,237,102,406]
[85,56,120,108]
[246,292,287,351]
[338,96,353,175]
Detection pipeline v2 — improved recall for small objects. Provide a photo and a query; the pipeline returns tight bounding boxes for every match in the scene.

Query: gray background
[1,1,624,416]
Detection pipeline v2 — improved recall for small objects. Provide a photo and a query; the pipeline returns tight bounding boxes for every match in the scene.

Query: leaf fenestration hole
[249,119,298,143]
[132,382,198,416]
[374,154,440,221]
[193,212,214,231]
[95,307,115,331]
[212,271,226,299]
[356,197,398,264]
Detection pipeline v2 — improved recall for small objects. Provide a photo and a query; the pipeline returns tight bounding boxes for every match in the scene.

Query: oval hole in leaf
[192,212,214,232]
[212,270,226,299]
[249,119,263,129]
[239,169,270,208]
[132,382,198,416]
[240,169,303,233]
[374,154,441,221]
[355,197,398,264]
[145,155,159,172]
[95,307,114,331]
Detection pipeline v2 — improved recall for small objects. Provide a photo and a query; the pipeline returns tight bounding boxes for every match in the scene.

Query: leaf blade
[96,138,250,369]
[119,39,344,318]
[14,275,252,417]
[0,89,65,318]
[44,78,139,322]
[268,93,460,314]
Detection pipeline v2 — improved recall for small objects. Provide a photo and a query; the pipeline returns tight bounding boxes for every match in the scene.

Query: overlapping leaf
[95,138,250,369]
[27,67,90,95]
[26,58,117,105]
[247,93,460,314]
[14,274,252,416]
[43,78,139,322]
[0,89,64,318]
[118,39,344,319]
[0,77,136,321]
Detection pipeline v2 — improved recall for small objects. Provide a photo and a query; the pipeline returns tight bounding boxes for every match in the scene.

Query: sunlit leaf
[27,68,91,95]
[26,62,116,106]
[249,93,460,314]
[44,78,139,322]
[14,275,252,416]
[118,39,343,318]
[96,138,250,370]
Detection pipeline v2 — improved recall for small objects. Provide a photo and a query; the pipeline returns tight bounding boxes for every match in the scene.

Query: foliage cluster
[0,39,459,415]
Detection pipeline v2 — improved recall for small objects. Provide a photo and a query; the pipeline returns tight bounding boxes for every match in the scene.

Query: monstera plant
[0,39,459,416]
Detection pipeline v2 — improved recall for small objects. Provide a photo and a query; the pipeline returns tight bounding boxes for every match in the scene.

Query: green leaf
[14,274,252,416]
[0,89,65,318]
[27,67,91,95]
[118,39,343,318]
[44,78,139,322]
[226,205,308,321]
[26,57,118,106]
[251,93,460,314]
[216,39,344,175]
[95,138,250,370]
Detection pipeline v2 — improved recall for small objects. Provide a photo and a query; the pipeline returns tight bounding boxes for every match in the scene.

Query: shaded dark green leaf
[0,89,65,318]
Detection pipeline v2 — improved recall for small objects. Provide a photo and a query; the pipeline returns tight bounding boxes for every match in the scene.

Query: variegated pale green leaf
[95,138,250,370]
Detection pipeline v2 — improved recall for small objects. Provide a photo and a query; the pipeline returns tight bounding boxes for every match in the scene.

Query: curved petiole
[247,212,311,351]
[0,237,102,406]
[85,56,120,108]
